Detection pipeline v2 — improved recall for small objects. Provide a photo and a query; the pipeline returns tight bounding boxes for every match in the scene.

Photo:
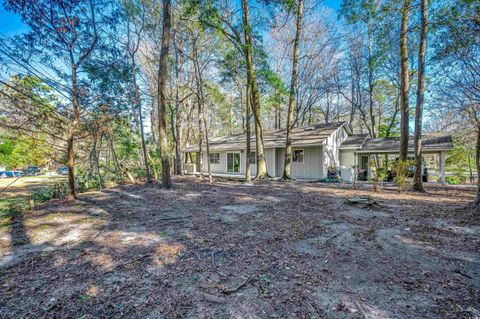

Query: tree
[282,0,304,180]
[241,0,269,179]
[158,0,173,189]
[398,0,411,165]
[412,0,427,192]
[122,0,153,183]
[1,0,112,199]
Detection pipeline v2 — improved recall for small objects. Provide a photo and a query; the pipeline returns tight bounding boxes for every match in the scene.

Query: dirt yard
[0,177,479,319]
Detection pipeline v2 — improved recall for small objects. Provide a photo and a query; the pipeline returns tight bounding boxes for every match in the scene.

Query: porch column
[439,151,446,184]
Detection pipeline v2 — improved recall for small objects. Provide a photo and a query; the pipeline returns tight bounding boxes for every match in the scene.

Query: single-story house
[182,122,454,182]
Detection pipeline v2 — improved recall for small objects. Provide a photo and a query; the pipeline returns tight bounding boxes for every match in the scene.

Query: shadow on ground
[0,177,479,318]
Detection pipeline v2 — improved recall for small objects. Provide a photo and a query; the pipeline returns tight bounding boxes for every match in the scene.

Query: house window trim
[293,149,305,163]
[209,152,220,164]
[226,151,241,174]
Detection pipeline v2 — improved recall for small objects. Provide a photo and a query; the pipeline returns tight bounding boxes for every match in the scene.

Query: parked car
[1,171,23,178]
[57,166,69,175]
[23,166,43,176]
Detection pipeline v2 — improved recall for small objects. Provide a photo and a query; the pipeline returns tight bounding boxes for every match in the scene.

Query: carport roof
[357,135,454,154]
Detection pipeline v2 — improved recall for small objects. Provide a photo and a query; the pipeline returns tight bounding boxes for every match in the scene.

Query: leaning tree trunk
[412,0,428,192]
[283,0,304,180]
[157,0,172,189]
[397,0,411,192]
[241,0,268,179]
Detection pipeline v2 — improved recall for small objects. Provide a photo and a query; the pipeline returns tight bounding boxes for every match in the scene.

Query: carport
[351,135,454,184]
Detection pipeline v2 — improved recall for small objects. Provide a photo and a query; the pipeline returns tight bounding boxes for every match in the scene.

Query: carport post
[439,151,446,184]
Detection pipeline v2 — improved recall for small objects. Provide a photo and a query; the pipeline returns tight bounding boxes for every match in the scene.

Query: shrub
[445,176,460,185]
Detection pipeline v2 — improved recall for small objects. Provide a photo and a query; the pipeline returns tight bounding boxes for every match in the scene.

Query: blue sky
[0,0,340,36]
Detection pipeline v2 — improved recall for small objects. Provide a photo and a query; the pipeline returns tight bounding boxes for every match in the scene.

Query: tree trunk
[173,28,183,175]
[245,84,252,182]
[137,95,152,183]
[274,89,281,129]
[367,22,376,138]
[109,136,120,178]
[241,0,268,179]
[157,0,172,189]
[193,39,205,180]
[412,0,428,192]
[202,112,212,182]
[66,126,76,200]
[175,108,183,175]
[399,0,411,163]
[472,126,480,212]
[150,96,157,145]
[67,63,81,200]
[283,0,304,180]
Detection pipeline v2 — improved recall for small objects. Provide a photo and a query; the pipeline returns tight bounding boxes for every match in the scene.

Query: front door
[227,152,240,173]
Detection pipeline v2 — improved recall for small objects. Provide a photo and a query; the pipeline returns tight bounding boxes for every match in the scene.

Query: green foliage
[31,182,68,203]
[447,139,476,181]
[394,160,413,192]
[0,135,51,169]
[445,176,461,185]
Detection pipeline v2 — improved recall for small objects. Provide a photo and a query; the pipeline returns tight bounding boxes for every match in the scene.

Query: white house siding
[275,148,285,177]
[323,127,348,174]
[200,148,276,176]
[339,150,355,169]
[275,147,323,179]
[201,151,227,174]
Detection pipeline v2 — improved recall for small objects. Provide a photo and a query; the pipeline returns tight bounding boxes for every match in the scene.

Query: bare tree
[158,0,172,189]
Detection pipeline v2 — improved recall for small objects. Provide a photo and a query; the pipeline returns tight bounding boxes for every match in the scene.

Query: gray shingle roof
[357,135,453,153]
[183,122,346,152]
[339,134,368,149]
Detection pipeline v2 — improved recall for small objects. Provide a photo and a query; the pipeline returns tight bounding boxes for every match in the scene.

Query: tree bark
[137,87,152,183]
[367,22,376,138]
[399,0,411,163]
[66,126,76,200]
[241,0,268,179]
[412,0,428,192]
[157,0,172,189]
[151,96,157,145]
[193,39,205,180]
[67,63,80,200]
[245,84,252,182]
[283,0,304,180]
[202,112,212,182]
[173,27,183,175]
[472,126,480,212]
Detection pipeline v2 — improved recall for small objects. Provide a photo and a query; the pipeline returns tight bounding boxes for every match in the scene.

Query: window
[293,150,304,163]
[227,153,240,173]
[248,152,256,164]
[209,153,220,164]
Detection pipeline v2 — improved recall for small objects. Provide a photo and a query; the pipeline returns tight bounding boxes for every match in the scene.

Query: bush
[32,187,54,202]
[31,181,68,204]
[445,176,460,185]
